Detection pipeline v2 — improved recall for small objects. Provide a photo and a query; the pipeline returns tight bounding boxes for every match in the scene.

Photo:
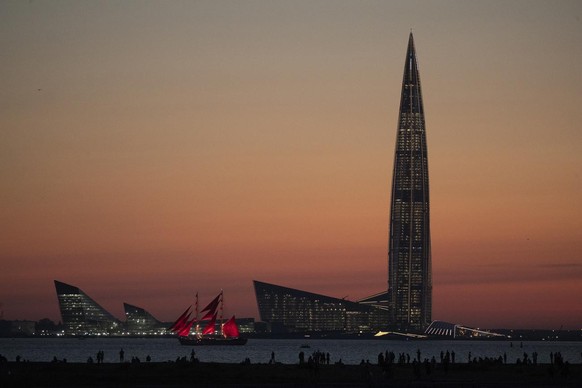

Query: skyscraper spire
[388,33,432,331]
[400,32,424,116]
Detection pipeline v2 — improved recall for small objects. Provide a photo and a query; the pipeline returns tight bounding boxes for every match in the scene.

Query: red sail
[200,310,215,321]
[172,312,192,333]
[177,317,196,337]
[168,306,191,332]
[200,292,222,313]
[222,315,240,338]
[202,313,217,335]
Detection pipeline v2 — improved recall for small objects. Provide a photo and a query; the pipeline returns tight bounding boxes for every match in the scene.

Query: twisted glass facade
[388,33,432,331]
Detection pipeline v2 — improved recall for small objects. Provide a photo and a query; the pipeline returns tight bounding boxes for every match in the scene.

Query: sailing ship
[168,291,247,346]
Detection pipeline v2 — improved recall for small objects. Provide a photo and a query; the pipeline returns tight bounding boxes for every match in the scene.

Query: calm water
[1,338,581,365]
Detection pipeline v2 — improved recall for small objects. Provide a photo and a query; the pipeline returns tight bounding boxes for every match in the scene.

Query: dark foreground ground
[1,361,581,387]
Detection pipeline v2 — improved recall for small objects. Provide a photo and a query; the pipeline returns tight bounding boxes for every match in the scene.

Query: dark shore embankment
[1,361,580,387]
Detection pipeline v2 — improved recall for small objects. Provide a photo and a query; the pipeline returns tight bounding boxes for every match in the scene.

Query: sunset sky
[1,1,581,329]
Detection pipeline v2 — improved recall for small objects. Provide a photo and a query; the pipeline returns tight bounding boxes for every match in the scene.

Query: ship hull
[178,336,247,346]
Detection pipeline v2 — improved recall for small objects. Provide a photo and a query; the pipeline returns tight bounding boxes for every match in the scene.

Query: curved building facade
[254,280,389,333]
[54,280,121,335]
[123,303,167,335]
[55,280,173,336]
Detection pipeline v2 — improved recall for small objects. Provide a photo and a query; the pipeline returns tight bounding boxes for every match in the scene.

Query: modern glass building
[253,34,433,334]
[388,32,432,331]
[55,281,257,336]
[123,303,167,335]
[54,280,121,335]
[254,280,389,333]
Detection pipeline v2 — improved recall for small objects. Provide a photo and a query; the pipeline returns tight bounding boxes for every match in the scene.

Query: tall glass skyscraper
[388,33,432,331]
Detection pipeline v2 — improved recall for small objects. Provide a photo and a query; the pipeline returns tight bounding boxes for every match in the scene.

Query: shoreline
[3,325,582,342]
[1,361,580,387]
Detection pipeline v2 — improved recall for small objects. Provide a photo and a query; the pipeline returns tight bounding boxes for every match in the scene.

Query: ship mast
[194,291,200,337]
[220,289,225,337]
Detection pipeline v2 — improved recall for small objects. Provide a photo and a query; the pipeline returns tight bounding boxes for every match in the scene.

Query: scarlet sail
[177,317,196,337]
[222,315,240,338]
[202,313,217,335]
[171,291,247,345]
[168,306,191,332]
[200,292,221,313]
